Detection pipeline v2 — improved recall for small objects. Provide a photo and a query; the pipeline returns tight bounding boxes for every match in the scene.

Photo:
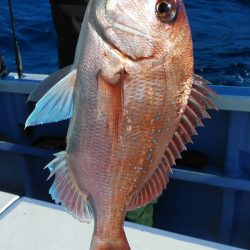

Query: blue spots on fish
[155,112,161,121]
[147,154,153,162]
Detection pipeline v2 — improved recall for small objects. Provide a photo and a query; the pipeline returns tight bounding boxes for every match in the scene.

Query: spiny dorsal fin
[46,151,92,222]
[25,69,77,127]
[127,75,217,211]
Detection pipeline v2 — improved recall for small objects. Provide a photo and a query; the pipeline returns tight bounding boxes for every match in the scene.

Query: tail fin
[90,229,130,250]
[45,151,92,222]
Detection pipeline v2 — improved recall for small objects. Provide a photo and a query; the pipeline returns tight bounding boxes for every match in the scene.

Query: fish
[25,0,217,249]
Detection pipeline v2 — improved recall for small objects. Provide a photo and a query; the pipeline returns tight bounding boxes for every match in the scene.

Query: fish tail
[90,229,130,250]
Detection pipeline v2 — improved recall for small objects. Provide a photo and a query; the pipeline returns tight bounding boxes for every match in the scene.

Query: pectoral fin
[25,69,77,127]
[97,69,126,146]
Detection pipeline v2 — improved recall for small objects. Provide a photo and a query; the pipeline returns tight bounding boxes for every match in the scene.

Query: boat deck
[0,192,243,250]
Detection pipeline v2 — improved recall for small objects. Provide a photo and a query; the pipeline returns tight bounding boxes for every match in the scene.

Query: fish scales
[25,0,217,249]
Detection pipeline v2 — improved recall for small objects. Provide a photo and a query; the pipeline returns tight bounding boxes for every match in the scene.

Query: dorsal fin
[127,75,217,211]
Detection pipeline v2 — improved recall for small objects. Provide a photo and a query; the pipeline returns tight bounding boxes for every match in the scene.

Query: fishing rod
[7,0,23,79]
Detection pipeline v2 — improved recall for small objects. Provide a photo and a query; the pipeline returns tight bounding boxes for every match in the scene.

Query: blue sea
[0,0,250,86]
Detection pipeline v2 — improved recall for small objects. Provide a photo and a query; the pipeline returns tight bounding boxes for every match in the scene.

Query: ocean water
[0,0,250,86]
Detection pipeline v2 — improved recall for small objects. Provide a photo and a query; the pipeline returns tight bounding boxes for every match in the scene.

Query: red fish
[26,0,217,249]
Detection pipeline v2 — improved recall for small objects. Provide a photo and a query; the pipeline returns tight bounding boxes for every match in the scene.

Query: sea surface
[0,0,250,86]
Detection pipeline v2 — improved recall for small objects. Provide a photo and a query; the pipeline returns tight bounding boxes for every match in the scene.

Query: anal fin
[45,151,92,222]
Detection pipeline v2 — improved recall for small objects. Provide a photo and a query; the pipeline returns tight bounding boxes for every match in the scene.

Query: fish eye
[155,0,178,24]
